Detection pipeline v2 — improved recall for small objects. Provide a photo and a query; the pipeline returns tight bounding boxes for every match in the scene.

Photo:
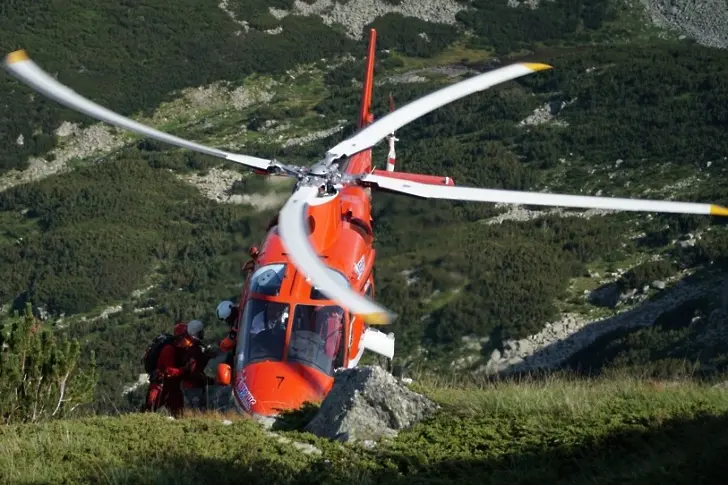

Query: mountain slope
[1,0,728,411]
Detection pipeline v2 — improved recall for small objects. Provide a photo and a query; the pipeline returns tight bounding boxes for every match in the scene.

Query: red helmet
[173,322,187,336]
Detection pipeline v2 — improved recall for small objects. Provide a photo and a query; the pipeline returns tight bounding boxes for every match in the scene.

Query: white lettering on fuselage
[234,373,257,410]
[354,255,365,280]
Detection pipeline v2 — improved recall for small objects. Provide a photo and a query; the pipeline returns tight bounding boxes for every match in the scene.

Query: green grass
[386,41,496,71]
[2,372,728,484]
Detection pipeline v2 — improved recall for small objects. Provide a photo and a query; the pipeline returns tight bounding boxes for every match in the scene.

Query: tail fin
[358,28,377,129]
[344,29,377,176]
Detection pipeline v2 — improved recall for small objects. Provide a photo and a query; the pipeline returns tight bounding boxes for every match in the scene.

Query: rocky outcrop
[218,0,250,35]
[283,121,347,147]
[178,168,288,210]
[507,0,545,9]
[304,366,438,443]
[140,80,276,127]
[506,0,728,50]
[0,124,127,193]
[370,65,479,87]
[518,99,575,127]
[1,79,276,193]
[484,204,615,225]
[264,430,322,455]
[478,271,723,374]
[271,0,469,39]
[639,0,728,49]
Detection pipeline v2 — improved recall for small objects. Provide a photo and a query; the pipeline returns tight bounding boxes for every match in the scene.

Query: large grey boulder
[304,365,439,443]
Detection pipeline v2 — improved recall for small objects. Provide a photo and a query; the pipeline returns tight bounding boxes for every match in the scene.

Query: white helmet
[187,320,204,339]
[216,300,235,320]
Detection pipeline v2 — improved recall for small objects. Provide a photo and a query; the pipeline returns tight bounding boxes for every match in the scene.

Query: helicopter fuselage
[229,150,377,416]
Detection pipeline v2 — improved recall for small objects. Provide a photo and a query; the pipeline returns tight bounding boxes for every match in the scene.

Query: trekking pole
[205,383,209,413]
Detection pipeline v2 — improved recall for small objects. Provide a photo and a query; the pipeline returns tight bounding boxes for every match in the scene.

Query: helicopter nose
[234,361,333,416]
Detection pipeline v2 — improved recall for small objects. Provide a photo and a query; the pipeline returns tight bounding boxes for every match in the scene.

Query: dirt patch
[179,168,288,210]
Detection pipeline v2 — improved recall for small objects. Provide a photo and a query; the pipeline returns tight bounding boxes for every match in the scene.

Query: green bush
[459,0,618,54]
[366,13,460,57]
[618,260,677,290]
[0,302,97,424]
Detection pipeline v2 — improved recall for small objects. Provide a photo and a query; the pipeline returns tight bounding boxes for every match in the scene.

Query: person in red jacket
[180,320,217,410]
[143,320,207,417]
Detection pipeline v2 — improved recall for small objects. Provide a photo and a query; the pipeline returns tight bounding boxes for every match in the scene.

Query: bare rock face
[478,270,725,376]
[639,0,728,49]
[304,366,438,443]
[274,0,467,40]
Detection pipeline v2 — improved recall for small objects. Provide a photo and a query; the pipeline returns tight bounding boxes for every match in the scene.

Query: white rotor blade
[2,50,272,172]
[361,173,728,217]
[326,62,552,159]
[278,185,394,325]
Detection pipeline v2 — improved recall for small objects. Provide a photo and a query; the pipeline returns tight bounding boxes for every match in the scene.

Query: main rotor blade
[2,50,273,172]
[361,173,728,216]
[325,62,551,160]
[278,185,395,325]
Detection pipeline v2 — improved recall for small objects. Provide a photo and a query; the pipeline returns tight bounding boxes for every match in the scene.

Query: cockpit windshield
[288,304,346,376]
[237,298,289,366]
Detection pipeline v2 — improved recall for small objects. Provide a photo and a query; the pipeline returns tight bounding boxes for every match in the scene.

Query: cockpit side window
[310,268,350,300]
[249,263,286,296]
[288,304,346,376]
[236,298,289,367]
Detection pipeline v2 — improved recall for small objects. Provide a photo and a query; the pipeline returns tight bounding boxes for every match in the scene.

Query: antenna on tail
[385,93,397,172]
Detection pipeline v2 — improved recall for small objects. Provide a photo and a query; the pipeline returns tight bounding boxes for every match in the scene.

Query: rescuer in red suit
[144,320,207,417]
[181,322,217,410]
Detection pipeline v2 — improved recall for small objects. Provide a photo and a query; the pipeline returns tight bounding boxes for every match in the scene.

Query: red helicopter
[5,29,728,417]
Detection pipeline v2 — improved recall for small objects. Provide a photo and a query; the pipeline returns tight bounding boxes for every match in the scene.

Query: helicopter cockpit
[234,263,348,378]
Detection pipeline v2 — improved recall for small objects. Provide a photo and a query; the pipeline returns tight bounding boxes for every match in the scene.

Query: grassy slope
[2,373,728,484]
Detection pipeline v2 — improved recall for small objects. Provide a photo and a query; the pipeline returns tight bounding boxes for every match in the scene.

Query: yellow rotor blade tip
[363,312,390,325]
[522,62,552,71]
[5,49,29,65]
[710,205,728,217]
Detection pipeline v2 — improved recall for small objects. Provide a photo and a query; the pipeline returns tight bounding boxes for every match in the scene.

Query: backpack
[142,333,177,375]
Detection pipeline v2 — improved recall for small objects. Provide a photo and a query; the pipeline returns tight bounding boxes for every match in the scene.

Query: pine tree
[0,302,97,424]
